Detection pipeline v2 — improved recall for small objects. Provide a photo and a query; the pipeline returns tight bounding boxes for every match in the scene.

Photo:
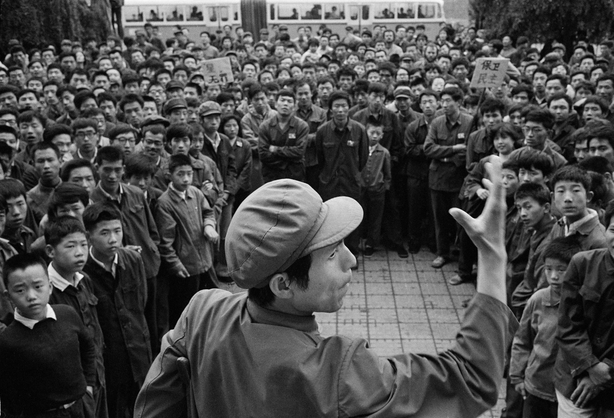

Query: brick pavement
[222,247,507,417]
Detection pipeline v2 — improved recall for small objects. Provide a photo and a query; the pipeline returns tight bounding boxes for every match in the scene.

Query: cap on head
[394,86,412,99]
[227,179,363,289]
[199,101,222,117]
[163,98,187,114]
[166,80,184,92]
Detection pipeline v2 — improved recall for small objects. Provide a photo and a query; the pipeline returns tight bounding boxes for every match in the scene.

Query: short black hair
[95,146,124,165]
[248,253,312,307]
[542,236,581,265]
[47,183,90,221]
[125,153,156,178]
[168,153,193,174]
[514,182,551,205]
[82,201,122,232]
[60,158,96,182]
[550,165,592,194]
[43,124,72,143]
[45,215,87,248]
[0,178,26,201]
[3,253,47,288]
[166,123,193,143]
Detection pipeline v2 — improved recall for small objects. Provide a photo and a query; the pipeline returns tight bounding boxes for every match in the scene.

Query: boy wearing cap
[136,156,517,417]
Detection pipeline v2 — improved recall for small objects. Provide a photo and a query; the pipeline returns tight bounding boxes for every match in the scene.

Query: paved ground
[223,247,507,417]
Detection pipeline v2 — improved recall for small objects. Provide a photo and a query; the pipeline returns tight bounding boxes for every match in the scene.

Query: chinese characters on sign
[202,57,234,85]
[470,58,509,89]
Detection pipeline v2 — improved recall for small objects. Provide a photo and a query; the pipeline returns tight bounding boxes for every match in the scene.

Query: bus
[265,0,446,39]
[122,0,445,40]
[122,0,242,39]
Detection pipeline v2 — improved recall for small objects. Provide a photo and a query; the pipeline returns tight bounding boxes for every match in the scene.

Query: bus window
[162,6,184,21]
[207,6,218,22]
[187,6,204,21]
[373,3,395,18]
[324,5,344,19]
[417,3,440,18]
[395,3,415,18]
[270,4,275,19]
[278,4,301,19]
[304,5,322,20]
[126,6,144,22]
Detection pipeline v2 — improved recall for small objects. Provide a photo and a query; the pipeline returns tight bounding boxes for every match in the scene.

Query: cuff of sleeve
[571,356,600,378]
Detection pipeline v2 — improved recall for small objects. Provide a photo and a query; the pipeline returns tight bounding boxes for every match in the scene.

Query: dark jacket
[201,132,238,195]
[258,115,309,182]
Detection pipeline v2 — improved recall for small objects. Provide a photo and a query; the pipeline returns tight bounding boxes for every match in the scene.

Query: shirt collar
[48,263,84,291]
[169,182,187,200]
[563,208,599,236]
[89,247,118,277]
[246,298,318,333]
[14,305,56,329]
[97,182,123,203]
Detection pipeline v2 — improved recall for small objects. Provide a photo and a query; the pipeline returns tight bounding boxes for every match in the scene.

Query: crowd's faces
[419,94,438,117]
[367,71,380,83]
[553,180,591,223]
[174,70,189,85]
[452,65,468,80]
[543,257,566,290]
[532,71,547,95]
[99,58,113,71]
[20,117,44,146]
[79,97,98,114]
[337,75,353,91]
[156,72,171,87]
[440,94,460,117]
[170,165,193,192]
[148,84,166,106]
[580,58,595,72]
[99,100,117,122]
[170,136,191,155]
[6,264,52,322]
[202,114,221,134]
[518,165,546,185]
[60,56,77,73]
[545,79,565,100]
[50,134,72,160]
[124,82,140,95]
[97,158,124,194]
[109,52,124,70]
[243,64,257,79]
[522,121,548,149]
[591,68,605,84]
[222,119,240,140]
[169,107,188,124]
[89,219,123,260]
[588,137,614,166]
[575,87,593,103]
[424,46,438,62]
[395,96,411,113]
[6,194,27,229]
[74,126,99,154]
[111,131,136,156]
[597,80,614,104]
[143,100,158,117]
[482,111,503,131]
[33,148,61,181]
[431,77,445,92]
[127,173,153,193]
[493,134,515,156]
[0,91,17,109]
[317,82,334,106]
[123,101,144,126]
[60,91,76,113]
[68,166,96,195]
[367,91,385,113]
[374,51,387,64]
[55,202,86,223]
[29,61,45,79]
[524,64,538,80]
[331,98,349,125]
[107,69,121,85]
[42,50,55,66]
[511,91,529,106]
[93,75,110,90]
[516,196,548,229]
[366,125,383,147]
[143,131,166,159]
[291,66,303,80]
[493,82,509,100]
[18,92,40,111]
[574,139,588,162]
[0,132,19,151]
[47,67,65,84]
[583,103,604,122]
[549,98,570,124]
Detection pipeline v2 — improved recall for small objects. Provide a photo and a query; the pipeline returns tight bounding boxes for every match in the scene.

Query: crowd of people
[0,16,613,418]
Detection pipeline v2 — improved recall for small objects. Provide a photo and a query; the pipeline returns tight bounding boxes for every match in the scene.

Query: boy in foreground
[0,254,96,417]
[135,157,517,417]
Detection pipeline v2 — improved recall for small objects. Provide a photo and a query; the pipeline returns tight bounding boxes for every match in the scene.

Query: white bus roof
[266,0,443,4]
[125,0,239,5]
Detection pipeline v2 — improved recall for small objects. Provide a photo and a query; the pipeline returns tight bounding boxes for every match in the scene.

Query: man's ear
[587,190,594,203]
[268,273,293,299]
[45,245,55,259]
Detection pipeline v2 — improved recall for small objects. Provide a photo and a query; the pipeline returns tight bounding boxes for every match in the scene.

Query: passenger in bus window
[329,6,341,19]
